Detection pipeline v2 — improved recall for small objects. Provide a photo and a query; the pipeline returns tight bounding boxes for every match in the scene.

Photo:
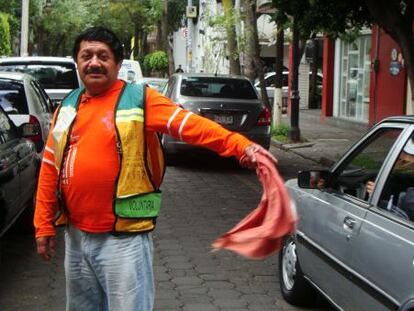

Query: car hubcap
[282,240,297,290]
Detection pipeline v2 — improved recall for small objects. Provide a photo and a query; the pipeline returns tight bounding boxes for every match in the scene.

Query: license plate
[214,114,233,125]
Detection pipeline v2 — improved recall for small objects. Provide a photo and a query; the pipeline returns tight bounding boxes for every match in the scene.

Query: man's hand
[366,180,375,195]
[36,236,56,261]
[242,144,277,169]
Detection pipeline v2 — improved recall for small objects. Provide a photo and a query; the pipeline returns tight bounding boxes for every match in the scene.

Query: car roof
[0,70,32,81]
[0,56,75,64]
[173,72,252,81]
[142,77,168,81]
[379,115,414,125]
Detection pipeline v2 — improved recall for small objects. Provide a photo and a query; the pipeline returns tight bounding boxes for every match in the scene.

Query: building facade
[321,26,408,127]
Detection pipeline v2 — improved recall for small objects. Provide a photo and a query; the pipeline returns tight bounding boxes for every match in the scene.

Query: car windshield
[180,77,258,99]
[0,63,79,90]
[0,80,28,114]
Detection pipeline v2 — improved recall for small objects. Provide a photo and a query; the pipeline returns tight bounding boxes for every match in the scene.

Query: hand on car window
[366,180,375,195]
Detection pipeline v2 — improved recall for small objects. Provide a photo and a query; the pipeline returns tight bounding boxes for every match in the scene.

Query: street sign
[186,6,197,18]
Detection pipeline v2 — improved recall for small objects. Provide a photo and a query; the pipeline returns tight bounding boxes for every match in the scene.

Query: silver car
[162,73,271,157]
[0,71,52,156]
[280,116,414,310]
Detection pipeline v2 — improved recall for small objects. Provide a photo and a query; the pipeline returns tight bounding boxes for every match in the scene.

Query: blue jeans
[64,225,154,311]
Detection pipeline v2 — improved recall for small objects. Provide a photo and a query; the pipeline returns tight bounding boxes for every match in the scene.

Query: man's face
[76,40,121,96]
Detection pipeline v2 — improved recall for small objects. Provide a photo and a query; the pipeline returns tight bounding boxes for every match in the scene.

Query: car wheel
[279,235,316,306]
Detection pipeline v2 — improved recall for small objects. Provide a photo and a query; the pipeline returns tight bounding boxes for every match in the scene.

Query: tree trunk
[309,38,319,109]
[161,0,174,76]
[223,0,241,75]
[289,19,301,142]
[273,27,284,127]
[133,23,140,60]
[243,0,270,109]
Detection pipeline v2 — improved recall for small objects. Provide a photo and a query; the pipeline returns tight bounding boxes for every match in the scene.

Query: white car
[255,71,322,110]
[0,56,81,108]
[0,71,53,156]
[118,59,143,84]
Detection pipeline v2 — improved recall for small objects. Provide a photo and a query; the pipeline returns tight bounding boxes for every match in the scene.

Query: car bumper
[162,131,271,154]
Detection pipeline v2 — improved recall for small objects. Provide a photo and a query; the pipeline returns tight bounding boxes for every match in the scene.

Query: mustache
[85,67,105,74]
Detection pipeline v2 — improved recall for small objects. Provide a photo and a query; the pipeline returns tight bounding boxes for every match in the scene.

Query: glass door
[338,35,371,122]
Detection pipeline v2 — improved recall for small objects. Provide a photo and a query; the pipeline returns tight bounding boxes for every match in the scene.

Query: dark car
[0,105,38,239]
[162,73,271,158]
[280,116,414,310]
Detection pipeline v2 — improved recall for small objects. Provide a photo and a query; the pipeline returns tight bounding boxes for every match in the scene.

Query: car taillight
[256,106,271,126]
[24,115,42,142]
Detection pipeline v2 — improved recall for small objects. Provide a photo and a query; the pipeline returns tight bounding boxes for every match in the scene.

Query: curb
[271,138,324,166]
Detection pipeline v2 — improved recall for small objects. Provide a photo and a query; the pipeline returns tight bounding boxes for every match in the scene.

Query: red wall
[369,26,406,125]
[321,37,334,121]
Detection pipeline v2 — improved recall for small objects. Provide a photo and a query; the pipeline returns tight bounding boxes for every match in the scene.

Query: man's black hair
[72,26,124,64]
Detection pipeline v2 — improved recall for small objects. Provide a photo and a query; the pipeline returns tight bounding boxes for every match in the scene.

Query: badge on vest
[115,192,161,218]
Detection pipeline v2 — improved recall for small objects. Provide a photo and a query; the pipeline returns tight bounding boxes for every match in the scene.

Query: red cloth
[212,153,297,259]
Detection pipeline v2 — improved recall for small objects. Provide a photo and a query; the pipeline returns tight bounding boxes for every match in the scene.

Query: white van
[118,59,143,84]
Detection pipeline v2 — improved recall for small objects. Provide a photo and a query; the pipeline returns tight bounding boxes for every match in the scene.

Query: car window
[165,77,176,97]
[180,77,257,99]
[30,81,51,113]
[0,63,79,89]
[379,134,414,221]
[0,80,29,114]
[333,128,403,201]
[0,109,16,143]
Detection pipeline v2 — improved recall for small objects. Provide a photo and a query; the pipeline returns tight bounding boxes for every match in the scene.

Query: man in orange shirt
[34,26,276,311]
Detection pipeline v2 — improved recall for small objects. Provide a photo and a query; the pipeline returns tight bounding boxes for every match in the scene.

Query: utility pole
[20,0,29,56]
[187,0,193,73]
[289,19,301,142]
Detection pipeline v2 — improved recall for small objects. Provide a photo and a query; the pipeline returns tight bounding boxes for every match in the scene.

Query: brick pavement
[0,147,330,311]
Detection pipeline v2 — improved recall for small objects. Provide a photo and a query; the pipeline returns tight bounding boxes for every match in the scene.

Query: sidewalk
[272,109,368,167]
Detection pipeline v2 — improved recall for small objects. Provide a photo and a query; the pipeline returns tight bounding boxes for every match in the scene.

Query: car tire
[279,235,316,306]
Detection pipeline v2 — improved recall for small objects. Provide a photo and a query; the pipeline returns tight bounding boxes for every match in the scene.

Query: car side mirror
[298,170,331,189]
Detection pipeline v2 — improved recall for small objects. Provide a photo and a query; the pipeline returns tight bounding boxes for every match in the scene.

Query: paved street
[0,146,331,311]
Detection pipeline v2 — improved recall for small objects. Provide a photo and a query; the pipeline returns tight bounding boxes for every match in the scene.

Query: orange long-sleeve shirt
[34,80,252,238]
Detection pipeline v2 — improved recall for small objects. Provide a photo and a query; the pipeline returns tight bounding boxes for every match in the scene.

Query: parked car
[279,116,414,310]
[0,105,39,238]
[0,56,81,108]
[118,59,143,84]
[0,71,53,156]
[140,77,168,92]
[162,73,271,157]
[255,70,322,110]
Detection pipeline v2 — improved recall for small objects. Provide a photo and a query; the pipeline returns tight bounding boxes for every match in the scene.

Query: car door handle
[343,217,356,230]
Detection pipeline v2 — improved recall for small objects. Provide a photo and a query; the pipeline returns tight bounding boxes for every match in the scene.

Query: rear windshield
[0,62,79,90]
[0,80,28,114]
[180,77,258,99]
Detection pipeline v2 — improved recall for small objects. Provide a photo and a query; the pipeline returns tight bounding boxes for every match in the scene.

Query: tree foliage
[143,50,168,77]
[0,0,20,40]
[148,50,168,71]
[0,12,12,56]
[272,0,372,40]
